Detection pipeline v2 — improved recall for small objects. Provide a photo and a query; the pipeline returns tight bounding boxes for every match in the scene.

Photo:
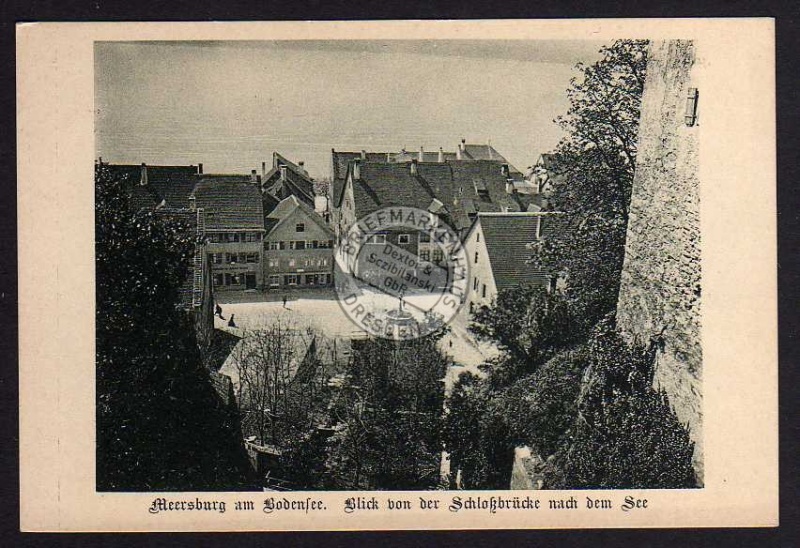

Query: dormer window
[296,223,305,233]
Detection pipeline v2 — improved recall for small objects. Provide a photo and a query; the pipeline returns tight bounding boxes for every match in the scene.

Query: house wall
[206,234,264,291]
[462,220,498,316]
[264,206,334,289]
[615,40,702,484]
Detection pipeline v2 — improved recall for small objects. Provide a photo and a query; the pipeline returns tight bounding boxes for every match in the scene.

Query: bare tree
[229,320,328,447]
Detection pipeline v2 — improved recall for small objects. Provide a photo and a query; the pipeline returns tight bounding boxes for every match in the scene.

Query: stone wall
[616,40,703,485]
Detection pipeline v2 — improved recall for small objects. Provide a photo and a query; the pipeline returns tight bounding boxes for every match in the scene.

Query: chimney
[438,147,444,163]
[456,139,464,160]
[501,163,509,177]
[418,146,424,162]
[261,161,266,182]
[251,169,258,183]
[198,162,203,175]
[352,159,361,181]
[505,180,516,194]
[139,163,148,186]
[459,138,466,152]
[410,159,418,176]
[280,165,288,180]
[360,150,367,161]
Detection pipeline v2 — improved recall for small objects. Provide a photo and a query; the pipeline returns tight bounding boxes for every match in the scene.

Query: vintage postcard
[18,19,776,531]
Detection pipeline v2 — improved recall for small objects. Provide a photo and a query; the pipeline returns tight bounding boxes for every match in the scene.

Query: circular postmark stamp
[334,206,469,340]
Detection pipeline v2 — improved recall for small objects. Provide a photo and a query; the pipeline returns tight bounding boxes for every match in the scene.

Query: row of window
[207,232,263,243]
[268,273,332,287]
[210,252,260,265]
[267,257,329,269]
[364,233,430,245]
[267,239,333,250]
[213,273,257,287]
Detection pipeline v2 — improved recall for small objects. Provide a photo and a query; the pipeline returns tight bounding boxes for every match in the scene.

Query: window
[397,234,411,245]
[269,275,280,287]
[213,274,224,287]
[224,273,232,285]
[285,274,298,285]
[246,232,262,242]
[473,277,479,291]
[419,232,431,243]
[433,249,444,263]
[238,253,247,264]
[268,258,279,268]
[231,274,243,285]
[268,242,280,250]
[246,253,259,263]
[227,253,237,264]
[208,233,222,243]
[482,284,487,298]
[476,232,480,243]
[305,258,314,267]
[288,259,296,267]
[294,240,306,250]
[279,241,288,250]
[419,249,430,262]
[296,223,305,232]
[474,251,479,264]
[367,234,386,244]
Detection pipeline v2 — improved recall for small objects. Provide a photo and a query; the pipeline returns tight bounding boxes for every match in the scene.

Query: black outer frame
[2,1,798,546]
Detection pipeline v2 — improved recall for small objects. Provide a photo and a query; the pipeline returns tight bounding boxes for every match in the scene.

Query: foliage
[543,316,696,489]
[533,40,649,332]
[498,348,588,457]
[469,285,577,387]
[95,163,251,491]
[324,336,448,490]
[443,372,515,490]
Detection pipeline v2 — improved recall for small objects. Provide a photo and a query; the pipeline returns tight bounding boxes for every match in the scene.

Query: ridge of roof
[266,195,334,238]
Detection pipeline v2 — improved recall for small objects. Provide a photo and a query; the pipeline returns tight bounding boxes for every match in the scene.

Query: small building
[193,176,266,291]
[263,195,335,290]
[462,212,563,312]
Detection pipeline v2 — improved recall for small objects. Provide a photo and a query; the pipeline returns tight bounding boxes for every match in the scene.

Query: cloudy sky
[95,40,605,180]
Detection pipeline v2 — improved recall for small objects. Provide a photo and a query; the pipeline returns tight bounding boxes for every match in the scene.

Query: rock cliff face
[616,40,703,485]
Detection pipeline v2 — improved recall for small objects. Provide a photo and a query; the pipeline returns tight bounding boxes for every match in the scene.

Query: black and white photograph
[94,38,702,493]
[17,19,777,532]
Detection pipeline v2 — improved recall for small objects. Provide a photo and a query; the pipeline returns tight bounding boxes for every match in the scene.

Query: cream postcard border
[17,19,777,531]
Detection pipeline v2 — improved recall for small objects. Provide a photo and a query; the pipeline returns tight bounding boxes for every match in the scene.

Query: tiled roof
[106,163,199,210]
[331,151,388,207]
[351,162,453,218]
[447,160,526,233]
[332,145,521,209]
[478,213,564,291]
[193,178,264,231]
[264,166,315,207]
[347,159,528,236]
[462,144,521,174]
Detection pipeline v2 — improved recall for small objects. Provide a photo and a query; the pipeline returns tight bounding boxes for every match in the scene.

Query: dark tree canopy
[95,163,251,491]
[533,39,649,331]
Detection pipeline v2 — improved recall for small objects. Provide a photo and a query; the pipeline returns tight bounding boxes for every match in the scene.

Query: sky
[95,40,605,180]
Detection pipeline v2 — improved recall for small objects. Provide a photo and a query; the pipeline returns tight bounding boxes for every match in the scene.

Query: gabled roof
[331,150,389,207]
[265,195,334,239]
[477,212,564,291]
[264,165,315,207]
[193,178,264,231]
